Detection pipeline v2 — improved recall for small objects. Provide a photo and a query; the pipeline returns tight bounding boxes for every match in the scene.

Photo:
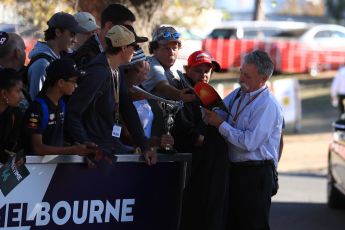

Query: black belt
[230,159,274,167]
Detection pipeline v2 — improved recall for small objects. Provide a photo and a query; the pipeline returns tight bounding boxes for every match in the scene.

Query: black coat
[180,125,229,230]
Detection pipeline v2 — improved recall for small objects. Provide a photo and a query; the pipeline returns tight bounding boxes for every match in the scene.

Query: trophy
[158,101,183,153]
[130,85,184,153]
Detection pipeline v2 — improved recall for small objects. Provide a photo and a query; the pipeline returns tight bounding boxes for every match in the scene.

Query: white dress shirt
[217,85,284,167]
[331,66,345,97]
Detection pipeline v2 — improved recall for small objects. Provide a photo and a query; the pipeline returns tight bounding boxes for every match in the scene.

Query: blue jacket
[28,42,59,98]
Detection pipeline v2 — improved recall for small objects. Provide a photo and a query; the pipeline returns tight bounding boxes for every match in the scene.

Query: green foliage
[160,0,216,28]
[4,0,76,31]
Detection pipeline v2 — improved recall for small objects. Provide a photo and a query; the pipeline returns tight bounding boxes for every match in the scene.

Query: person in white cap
[73,12,100,50]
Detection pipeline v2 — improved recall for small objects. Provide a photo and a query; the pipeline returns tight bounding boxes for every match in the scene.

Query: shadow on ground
[270,202,345,230]
[285,93,338,135]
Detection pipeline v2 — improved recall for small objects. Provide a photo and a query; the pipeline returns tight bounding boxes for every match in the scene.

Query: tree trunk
[253,0,265,21]
[77,0,165,48]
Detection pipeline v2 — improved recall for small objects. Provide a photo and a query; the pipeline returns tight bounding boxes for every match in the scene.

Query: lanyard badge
[112,120,122,138]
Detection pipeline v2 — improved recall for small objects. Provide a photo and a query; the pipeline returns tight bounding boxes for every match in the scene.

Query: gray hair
[244,50,274,78]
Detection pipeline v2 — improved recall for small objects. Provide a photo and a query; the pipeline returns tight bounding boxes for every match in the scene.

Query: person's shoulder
[28,57,51,71]
[148,57,164,75]
[266,92,283,111]
[147,56,159,65]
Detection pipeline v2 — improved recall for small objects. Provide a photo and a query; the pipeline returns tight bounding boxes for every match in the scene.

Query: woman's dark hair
[104,37,123,55]
[44,27,65,41]
[0,68,22,90]
[101,4,136,28]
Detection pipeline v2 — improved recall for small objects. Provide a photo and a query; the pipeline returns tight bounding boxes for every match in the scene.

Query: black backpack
[22,53,55,88]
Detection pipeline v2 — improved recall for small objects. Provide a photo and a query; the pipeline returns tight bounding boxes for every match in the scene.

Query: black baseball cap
[47,12,87,34]
[46,58,84,82]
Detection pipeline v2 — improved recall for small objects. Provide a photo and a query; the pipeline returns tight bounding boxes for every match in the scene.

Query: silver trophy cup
[158,101,183,152]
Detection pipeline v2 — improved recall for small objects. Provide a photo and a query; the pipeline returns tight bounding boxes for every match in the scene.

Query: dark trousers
[227,162,274,230]
[338,94,345,118]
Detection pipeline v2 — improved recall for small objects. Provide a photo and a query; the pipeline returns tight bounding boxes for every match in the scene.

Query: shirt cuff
[218,121,231,137]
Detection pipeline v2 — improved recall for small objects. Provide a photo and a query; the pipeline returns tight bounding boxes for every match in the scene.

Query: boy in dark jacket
[23,58,92,156]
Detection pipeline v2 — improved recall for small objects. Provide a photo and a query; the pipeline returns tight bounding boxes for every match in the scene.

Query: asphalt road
[270,173,345,230]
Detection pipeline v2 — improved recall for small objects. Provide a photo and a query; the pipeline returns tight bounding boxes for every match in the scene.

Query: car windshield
[208,29,237,38]
[273,28,308,38]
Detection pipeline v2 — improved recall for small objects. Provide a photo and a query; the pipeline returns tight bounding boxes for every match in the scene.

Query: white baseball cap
[73,12,100,33]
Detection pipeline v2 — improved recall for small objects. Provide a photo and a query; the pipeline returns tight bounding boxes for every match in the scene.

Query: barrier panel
[273,78,302,132]
[0,153,191,230]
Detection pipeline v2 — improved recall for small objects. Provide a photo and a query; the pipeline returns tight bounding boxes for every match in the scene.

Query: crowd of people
[0,3,284,230]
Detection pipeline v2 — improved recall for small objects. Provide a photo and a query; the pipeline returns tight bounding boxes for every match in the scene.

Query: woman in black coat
[0,68,24,164]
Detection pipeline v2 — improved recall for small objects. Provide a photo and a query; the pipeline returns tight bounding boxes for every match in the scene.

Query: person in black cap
[28,12,87,98]
[22,58,93,156]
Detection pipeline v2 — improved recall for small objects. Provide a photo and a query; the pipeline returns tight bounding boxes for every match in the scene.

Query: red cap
[187,50,221,72]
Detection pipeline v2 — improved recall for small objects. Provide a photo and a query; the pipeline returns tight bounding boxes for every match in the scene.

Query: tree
[274,0,325,17]
[253,0,265,20]
[77,0,165,42]
[3,0,75,30]
[326,0,345,22]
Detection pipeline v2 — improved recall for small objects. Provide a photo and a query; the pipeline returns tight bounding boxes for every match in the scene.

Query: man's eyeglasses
[160,31,180,41]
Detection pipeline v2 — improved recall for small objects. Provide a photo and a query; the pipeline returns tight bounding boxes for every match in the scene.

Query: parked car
[273,24,345,75]
[328,120,345,209]
[205,20,308,40]
[203,21,345,74]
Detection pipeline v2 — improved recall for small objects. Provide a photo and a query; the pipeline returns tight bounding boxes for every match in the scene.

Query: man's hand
[204,109,224,128]
[72,144,95,156]
[135,60,150,79]
[143,149,157,166]
[160,134,174,148]
[180,88,196,102]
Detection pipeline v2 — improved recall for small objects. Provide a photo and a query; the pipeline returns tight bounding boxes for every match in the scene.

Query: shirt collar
[247,85,267,97]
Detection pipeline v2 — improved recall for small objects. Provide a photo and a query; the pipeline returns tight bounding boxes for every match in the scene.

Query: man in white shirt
[205,50,284,230]
[331,66,345,118]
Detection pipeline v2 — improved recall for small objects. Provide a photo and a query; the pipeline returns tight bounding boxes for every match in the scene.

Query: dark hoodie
[172,76,207,153]
[70,35,101,69]
[67,53,149,154]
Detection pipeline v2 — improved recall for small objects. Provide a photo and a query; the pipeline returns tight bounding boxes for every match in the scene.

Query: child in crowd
[22,58,93,156]
[0,68,24,164]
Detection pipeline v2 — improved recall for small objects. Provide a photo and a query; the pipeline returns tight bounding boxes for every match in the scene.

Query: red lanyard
[231,87,268,126]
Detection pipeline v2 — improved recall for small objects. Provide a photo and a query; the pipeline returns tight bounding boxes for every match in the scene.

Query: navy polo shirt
[24,96,65,153]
